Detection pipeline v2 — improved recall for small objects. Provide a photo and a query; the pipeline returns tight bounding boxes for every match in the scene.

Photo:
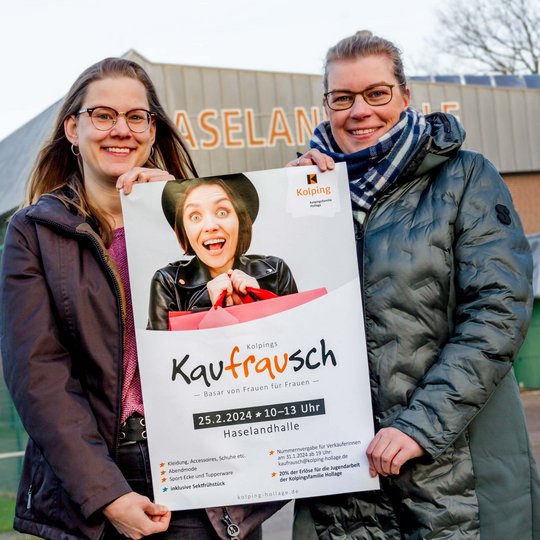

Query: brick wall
[503,172,540,235]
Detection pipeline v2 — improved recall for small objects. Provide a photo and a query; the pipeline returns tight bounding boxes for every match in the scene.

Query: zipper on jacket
[221,507,240,540]
[31,217,126,459]
[80,225,127,461]
[358,135,432,290]
[26,484,33,509]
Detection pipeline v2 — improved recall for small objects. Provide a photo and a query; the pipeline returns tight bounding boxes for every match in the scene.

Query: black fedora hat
[161,173,259,229]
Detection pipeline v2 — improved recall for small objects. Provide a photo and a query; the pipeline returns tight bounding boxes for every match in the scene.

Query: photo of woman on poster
[147,173,298,330]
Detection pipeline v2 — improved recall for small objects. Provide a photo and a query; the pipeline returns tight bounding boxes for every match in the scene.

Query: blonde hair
[323,30,407,92]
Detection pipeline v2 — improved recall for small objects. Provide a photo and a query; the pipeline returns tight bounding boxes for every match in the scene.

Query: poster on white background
[121,162,378,510]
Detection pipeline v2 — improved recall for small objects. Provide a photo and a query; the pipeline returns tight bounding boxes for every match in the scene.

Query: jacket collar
[26,191,93,230]
[412,112,466,178]
[174,254,279,290]
[25,192,105,248]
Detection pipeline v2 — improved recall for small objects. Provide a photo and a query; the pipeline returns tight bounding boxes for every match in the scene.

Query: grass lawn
[0,495,15,532]
[0,399,27,499]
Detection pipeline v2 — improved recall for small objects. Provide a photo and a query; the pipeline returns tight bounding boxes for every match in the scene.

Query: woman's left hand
[366,427,425,477]
[103,492,171,539]
[229,269,260,296]
[117,167,175,195]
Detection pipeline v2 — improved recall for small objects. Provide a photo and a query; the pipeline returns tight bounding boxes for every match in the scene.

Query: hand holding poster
[121,163,378,510]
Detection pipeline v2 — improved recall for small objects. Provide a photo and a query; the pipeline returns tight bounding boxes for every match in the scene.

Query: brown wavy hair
[25,57,197,244]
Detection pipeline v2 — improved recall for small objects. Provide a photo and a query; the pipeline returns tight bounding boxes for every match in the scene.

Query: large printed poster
[121,163,379,510]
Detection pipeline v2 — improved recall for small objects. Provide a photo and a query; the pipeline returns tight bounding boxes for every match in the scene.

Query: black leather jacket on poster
[147,254,298,330]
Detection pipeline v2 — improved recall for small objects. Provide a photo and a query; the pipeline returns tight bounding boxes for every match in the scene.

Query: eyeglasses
[324,84,405,111]
[77,106,155,132]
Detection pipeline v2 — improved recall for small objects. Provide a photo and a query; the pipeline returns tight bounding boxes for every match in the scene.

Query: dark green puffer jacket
[294,113,539,539]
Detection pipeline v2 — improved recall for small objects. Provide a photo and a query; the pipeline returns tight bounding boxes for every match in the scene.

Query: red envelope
[168,288,327,331]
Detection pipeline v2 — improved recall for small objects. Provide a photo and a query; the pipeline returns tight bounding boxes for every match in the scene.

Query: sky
[0,0,444,142]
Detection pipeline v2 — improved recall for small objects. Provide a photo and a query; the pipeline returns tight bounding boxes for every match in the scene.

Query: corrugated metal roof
[0,100,61,215]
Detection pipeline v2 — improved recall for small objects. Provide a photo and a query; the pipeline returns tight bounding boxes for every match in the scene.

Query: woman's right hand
[207,272,235,307]
[103,492,171,539]
[229,269,259,296]
[207,270,260,306]
[117,167,175,195]
[286,149,336,171]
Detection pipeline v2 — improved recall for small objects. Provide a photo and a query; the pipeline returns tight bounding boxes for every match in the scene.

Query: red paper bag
[167,286,276,330]
[168,287,327,331]
[168,310,207,330]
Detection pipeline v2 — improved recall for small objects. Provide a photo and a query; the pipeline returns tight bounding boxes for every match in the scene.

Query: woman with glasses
[1,58,281,540]
[290,30,539,539]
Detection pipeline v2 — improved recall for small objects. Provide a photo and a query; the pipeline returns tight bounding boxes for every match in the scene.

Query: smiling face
[325,54,410,154]
[182,184,240,277]
[64,76,156,191]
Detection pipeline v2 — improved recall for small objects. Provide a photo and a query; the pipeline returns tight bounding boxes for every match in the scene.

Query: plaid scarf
[310,108,427,226]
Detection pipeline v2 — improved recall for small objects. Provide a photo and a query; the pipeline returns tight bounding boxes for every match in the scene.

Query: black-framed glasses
[324,83,405,111]
[77,106,155,132]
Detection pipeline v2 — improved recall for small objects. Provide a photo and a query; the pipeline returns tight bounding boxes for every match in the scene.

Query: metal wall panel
[457,87,483,151]
[477,87,504,168]
[525,92,540,165]
[493,90,517,171]
[415,83,540,172]
[260,72,285,168]
[509,91,531,170]
[238,70,266,172]
[137,55,329,177]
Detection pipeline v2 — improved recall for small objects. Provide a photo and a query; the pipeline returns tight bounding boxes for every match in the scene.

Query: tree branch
[434,0,540,74]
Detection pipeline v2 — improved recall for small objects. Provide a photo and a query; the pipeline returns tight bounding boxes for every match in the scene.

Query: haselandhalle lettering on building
[173,102,460,150]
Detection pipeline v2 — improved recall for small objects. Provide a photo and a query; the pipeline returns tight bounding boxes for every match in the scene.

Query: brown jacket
[0,193,283,540]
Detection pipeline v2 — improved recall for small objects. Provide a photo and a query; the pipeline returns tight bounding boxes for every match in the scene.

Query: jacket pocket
[389,430,480,537]
[17,439,100,537]
[18,440,61,522]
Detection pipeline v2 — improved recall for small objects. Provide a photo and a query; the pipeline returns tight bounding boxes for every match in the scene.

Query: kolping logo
[296,175,332,197]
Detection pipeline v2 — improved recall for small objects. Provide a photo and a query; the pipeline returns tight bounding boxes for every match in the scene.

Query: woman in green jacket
[291,30,539,539]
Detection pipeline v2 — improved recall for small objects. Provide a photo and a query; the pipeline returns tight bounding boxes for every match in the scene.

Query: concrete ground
[2,390,539,540]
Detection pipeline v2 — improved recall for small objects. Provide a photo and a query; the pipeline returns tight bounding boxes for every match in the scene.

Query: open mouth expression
[183,184,240,277]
